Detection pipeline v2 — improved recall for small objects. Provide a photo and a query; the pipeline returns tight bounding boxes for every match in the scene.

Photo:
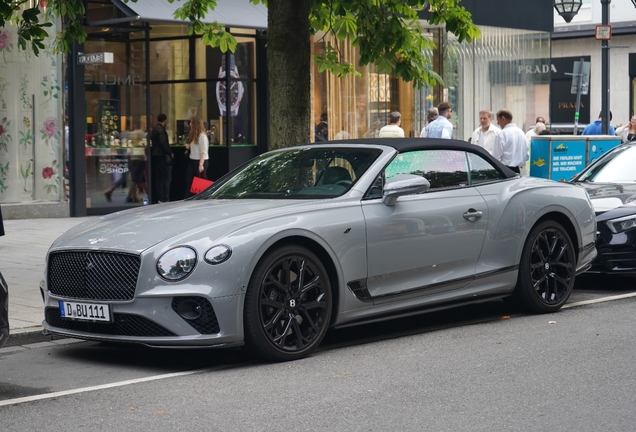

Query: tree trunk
[267,0,311,149]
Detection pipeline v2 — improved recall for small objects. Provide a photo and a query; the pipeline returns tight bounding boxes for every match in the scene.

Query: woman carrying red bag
[184,116,210,198]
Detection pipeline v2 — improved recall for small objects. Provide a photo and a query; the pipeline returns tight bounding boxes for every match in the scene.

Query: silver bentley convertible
[41,138,597,361]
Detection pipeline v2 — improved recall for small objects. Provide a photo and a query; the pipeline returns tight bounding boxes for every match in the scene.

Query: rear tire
[244,245,332,361]
[511,220,576,313]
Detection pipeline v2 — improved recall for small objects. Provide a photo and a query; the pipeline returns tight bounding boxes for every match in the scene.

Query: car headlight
[204,245,232,264]
[157,247,197,281]
[606,215,636,234]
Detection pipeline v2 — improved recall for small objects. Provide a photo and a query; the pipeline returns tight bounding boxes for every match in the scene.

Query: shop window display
[83,39,148,208]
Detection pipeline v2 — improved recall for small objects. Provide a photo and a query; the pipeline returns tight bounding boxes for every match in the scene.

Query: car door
[361,149,489,300]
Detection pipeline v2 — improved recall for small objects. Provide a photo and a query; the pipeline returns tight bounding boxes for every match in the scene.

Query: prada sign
[550,56,591,124]
[489,59,555,85]
[77,52,114,65]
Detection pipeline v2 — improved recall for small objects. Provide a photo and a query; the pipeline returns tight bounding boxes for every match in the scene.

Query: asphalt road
[1,274,635,431]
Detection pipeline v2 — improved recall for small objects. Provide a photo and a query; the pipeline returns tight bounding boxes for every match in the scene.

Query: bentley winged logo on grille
[89,238,106,244]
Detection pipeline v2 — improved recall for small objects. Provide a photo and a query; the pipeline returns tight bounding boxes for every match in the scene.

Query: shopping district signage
[489,59,555,85]
[77,52,114,65]
[550,56,591,124]
[488,56,591,125]
[84,73,142,86]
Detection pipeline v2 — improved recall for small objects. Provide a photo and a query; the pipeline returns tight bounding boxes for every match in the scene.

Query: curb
[5,327,67,348]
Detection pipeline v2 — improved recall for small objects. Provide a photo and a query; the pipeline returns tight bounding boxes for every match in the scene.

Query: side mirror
[382,174,430,206]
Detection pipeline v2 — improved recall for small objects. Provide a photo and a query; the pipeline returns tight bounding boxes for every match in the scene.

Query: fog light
[175,299,202,320]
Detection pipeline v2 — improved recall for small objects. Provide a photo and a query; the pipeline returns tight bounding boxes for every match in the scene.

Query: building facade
[553,0,636,128]
[1,0,554,218]
[0,7,67,218]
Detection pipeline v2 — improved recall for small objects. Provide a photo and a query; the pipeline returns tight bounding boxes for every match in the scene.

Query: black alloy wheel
[244,245,332,361]
[512,220,576,313]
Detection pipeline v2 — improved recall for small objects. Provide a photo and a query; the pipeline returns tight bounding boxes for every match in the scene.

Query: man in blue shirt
[582,111,615,135]
[426,102,454,139]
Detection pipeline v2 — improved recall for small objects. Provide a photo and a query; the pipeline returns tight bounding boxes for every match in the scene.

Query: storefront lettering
[85,74,142,86]
[517,64,558,75]
[558,102,585,109]
[99,158,129,174]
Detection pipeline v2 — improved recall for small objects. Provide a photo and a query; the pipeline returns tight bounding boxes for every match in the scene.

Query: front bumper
[588,224,636,274]
[42,291,246,348]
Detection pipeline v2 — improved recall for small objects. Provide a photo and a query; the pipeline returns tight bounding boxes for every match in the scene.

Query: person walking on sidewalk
[470,109,500,154]
[426,102,454,139]
[420,107,438,138]
[582,111,615,136]
[151,113,173,203]
[378,111,405,138]
[492,108,528,174]
[184,116,209,198]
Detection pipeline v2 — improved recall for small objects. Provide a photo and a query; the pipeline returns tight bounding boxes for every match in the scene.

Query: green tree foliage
[1,0,479,147]
[1,0,478,86]
[310,0,480,88]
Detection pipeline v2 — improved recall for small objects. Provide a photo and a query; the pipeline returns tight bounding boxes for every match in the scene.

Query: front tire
[512,220,576,313]
[244,245,332,361]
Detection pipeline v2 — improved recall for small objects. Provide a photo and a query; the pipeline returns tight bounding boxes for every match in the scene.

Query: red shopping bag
[190,173,214,194]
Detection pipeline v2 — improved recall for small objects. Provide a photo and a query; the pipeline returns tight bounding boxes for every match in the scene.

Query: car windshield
[195,147,382,199]
[576,145,636,183]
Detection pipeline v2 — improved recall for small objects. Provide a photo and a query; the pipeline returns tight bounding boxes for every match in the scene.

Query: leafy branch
[1,0,480,89]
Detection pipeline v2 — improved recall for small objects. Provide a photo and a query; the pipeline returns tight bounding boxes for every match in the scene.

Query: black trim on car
[346,265,518,304]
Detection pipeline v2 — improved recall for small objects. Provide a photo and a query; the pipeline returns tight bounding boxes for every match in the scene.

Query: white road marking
[0,367,223,407]
[1,292,634,408]
[563,291,636,309]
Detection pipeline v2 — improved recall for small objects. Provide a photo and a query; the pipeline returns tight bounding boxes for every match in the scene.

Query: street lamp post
[601,0,610,135]
[553,0,583,23]
[554,0,614,134]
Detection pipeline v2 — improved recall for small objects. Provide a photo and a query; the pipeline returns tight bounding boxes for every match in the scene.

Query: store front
[66,0,267,216]
[62,0,553,218]
[309,1,554,145]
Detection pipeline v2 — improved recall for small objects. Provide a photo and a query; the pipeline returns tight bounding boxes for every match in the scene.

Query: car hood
[574,182,636,220]
[51,199,322,252]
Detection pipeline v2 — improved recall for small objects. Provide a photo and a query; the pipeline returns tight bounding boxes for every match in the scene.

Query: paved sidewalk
[0,216,96,336]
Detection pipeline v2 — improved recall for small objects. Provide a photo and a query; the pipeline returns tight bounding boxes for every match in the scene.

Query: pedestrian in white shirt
[378,111,405,138]
[492,109,528,174]
[470,109,500,154]
[426,102,453,139]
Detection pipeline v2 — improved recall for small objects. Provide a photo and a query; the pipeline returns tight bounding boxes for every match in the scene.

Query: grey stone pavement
[0,216,96,337]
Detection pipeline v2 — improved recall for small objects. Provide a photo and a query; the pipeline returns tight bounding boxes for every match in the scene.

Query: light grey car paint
[41,144,597,348]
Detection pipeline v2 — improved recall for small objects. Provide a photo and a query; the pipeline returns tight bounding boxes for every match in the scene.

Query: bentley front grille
[48,251,140,301]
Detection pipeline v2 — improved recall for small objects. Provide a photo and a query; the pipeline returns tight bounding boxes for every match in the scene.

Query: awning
[110,0,268,29]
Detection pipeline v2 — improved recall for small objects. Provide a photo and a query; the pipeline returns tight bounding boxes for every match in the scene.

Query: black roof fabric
[320,137,519,179]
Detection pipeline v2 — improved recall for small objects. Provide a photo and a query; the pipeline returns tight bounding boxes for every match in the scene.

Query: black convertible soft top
[319,137,518,179]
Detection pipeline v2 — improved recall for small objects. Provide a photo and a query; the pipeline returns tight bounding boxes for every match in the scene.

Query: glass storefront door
[83,37,148,209]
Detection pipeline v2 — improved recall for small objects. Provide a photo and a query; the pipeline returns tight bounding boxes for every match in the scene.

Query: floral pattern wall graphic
[0,116,12,152]
[41,117,60,148]
[0,161,9,193]
[42,163,60,194]
[0,14,63,204]
[41,75,59,103]
[19,116,33,149]
[0,29,13,63]
[20,74,32,110]
[0,77,7,110]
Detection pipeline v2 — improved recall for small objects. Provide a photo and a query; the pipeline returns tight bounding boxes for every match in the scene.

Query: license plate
[59,300,111,322]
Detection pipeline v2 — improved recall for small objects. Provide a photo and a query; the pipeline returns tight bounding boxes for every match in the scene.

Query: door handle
[463,208,483,221]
